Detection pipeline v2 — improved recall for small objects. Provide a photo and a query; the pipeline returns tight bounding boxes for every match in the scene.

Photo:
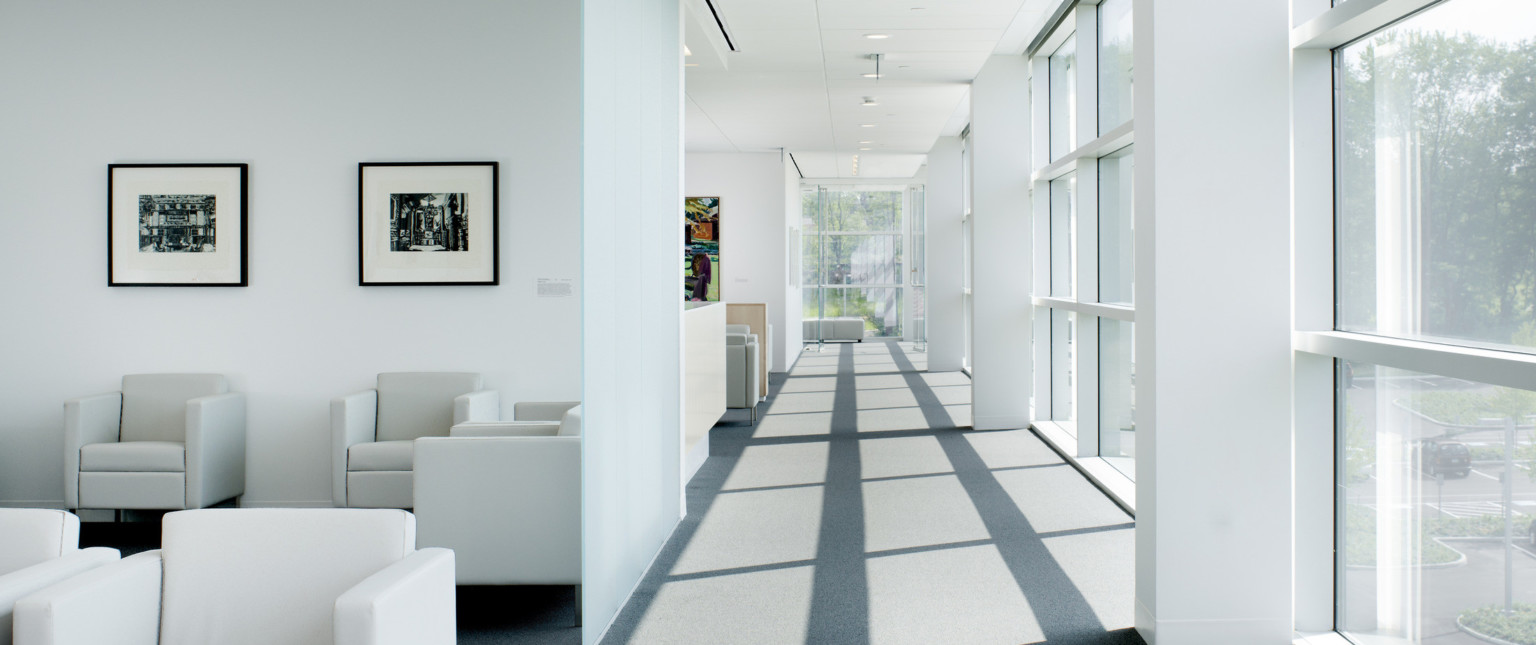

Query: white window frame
[1028,0,1136,506]
[1289,0,1536,633]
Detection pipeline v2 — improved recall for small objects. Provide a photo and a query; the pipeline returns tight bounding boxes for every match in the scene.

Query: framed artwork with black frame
[359,161,499,286]
[108,163,248,286]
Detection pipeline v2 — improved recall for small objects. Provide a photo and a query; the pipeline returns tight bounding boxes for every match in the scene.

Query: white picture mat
[361,164,496,284]
[110,166,244,284]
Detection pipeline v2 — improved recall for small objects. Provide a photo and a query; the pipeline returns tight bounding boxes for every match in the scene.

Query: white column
[970,55,1032,430]
[581,0,684,642]
[926,136,966,372]
[1133,0,1293,642]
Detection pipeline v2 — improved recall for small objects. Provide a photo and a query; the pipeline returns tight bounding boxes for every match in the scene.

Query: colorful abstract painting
[685,196,720,301]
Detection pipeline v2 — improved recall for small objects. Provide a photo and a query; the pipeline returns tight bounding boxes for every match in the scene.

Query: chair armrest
[63,392,122,509]
[185,392,247,509]
[452,390,500,424]
[332,390,379,507]
[0,548,119,642]
[448,422,559,437]
[511,401,581,422]
[334,548,456,645]
[14,550,161,645]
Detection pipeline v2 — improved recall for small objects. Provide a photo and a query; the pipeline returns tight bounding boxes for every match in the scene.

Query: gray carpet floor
[599,339,1141,645]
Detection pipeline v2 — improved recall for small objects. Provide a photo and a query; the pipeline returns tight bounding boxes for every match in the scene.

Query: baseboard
[236,500,336,508]
[1143,613,1291,644]
[972,415,1030,430]
[0,500,65,509]
[1136,598,1156,645]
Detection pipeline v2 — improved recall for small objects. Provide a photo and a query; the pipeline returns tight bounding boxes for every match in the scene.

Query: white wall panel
[925,136,966,372]
[582,0,685,641]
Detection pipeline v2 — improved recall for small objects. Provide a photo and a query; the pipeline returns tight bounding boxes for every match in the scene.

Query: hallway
[602,340,1140,645]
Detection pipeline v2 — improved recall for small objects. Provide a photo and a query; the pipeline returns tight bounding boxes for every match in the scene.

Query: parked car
[1417,440,1472,478]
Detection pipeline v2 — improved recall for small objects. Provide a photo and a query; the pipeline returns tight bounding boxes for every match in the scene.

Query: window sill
[1030,420,1136,515]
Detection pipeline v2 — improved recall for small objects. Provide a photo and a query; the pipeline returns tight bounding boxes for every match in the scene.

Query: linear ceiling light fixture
[703,0,739,52]
[864,33,890,40]
[863,53,883,80]
[862,97,879,107]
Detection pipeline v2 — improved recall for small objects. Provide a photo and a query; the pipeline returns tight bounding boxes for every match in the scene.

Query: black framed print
[108,163,248,286]
[359,161,499,286]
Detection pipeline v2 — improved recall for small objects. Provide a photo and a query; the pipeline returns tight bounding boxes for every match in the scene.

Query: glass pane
[821,234,903,285]
[1050,33,1078,160]
[1051,174,1076,298]
[822,188,902,232]
[1337,362,1536,644]
[1336,0,1536,353]
[1099,320,1135,479]
[1098,0,1133,133]
[810,287,902,338]
[1051,310,1077,435]
[1099,146,1134,305]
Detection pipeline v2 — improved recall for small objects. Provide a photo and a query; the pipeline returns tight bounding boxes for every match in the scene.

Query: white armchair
[64,374,245,511]
[415,406,581,602]
[333,372,496,509]
[0,509,119,645]
[13,509,455,645]
[726,329,760,424]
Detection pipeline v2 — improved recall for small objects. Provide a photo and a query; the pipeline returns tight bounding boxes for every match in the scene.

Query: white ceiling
[684,0,1054,179]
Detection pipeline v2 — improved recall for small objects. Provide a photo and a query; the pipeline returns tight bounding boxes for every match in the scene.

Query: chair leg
[575,584,582,627]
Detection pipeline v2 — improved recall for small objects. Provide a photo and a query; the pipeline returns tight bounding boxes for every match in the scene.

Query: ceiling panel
[685,0,1048,178]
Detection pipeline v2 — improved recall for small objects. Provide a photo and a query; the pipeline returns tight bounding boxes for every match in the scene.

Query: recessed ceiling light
[864,33,890,40]
[860,124,877,128]
[858,140,872,144]
[684,45,693,56]
[861,73,881,79]
[859,147,872,151]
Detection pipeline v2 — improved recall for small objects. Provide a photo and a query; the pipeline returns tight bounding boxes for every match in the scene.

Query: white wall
[1133,0,1293,641]
[969,56,1033,430]
[0,0,583,507]
[582,0,684,641]
[925,137,966,372]
[685,151,799,372]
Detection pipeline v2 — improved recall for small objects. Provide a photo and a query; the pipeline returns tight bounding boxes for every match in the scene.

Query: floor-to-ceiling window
[1028,0,1136,484]
[802,185,921,341]
[1294,0,1536,641]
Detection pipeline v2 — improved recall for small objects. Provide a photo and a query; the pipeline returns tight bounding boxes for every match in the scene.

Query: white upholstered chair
[0,509,118,645]
[13,508,455,645]
[415,405,581,623]
[332,372,497,509]
[726,328,760,424]
[64,374,246,511]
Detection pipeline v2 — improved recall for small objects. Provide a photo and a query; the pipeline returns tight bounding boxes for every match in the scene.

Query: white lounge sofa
[14,508,455,645]
[726,326,761,423]
[803,318,866,342]
[0,509,118,645]
[416,407,583,623]
[332,372,498,509]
